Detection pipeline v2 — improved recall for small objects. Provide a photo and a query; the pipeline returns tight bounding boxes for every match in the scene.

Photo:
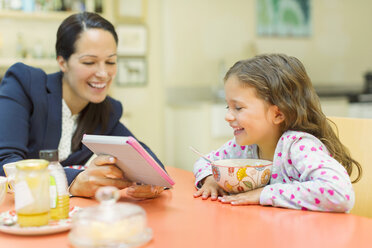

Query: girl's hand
[69,155,132,197]
[126,184,164,199]
[218,187,264,205]
[193,175,227,201]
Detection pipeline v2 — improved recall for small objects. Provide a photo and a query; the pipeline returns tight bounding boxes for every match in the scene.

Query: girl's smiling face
[58,28,117,114]
[224,75,284,151]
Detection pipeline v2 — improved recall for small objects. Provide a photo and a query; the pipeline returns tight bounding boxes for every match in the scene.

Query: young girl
[193,54,362,212]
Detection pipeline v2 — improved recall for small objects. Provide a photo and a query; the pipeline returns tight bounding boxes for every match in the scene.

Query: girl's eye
[106,61,116,65]
[226,106,242,111]
[82,62,94,65]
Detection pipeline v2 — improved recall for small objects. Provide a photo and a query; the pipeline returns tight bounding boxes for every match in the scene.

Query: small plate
[0,206,81,236]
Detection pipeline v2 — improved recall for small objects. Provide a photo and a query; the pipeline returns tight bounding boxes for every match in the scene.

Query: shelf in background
[0,57,58,70]
[314,84,363,97]
[0,10,76,21]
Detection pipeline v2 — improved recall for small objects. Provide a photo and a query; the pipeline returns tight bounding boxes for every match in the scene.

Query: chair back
[328,116,372,218]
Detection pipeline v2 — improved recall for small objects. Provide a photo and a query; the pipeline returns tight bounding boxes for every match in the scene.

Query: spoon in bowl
[189,146,215,164]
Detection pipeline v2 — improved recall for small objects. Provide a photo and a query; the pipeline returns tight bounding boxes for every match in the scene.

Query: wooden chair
[328,116,372,218]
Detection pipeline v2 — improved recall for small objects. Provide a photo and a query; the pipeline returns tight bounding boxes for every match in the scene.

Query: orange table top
[1,166,372,248]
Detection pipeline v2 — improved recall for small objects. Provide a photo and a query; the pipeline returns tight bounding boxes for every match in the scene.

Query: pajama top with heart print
[193,130,355,212]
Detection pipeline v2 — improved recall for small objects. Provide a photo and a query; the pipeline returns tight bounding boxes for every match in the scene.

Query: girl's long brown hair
[224,54,362,183]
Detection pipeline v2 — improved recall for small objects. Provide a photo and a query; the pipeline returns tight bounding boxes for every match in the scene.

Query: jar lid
[15,159,49,170]
[69,187,152,247]
[76,186,146,222]
[39,149,59,162]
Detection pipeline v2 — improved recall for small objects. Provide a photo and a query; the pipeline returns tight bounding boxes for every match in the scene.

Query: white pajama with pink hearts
[193,130,355,212]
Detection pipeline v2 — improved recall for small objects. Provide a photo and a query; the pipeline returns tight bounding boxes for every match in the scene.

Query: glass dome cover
[69,186,152,248]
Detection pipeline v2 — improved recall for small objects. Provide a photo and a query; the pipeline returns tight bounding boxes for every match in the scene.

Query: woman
[0,12,164,198]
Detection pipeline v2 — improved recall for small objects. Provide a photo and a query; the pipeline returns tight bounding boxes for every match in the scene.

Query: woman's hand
[193,175,227,201]
[218,187,264,205]
[126,184,164,199]
[69,155,132,197]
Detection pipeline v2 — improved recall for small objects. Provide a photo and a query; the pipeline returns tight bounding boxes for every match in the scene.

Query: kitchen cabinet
[319,95,372,119]
[319,96,350,117]
[349,102,372,119]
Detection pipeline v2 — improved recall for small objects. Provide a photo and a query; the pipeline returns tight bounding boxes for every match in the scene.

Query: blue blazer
[0,63,164,185]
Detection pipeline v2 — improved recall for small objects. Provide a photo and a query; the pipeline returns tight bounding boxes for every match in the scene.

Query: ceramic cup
[0,176,7,205]
[3,162,17,192]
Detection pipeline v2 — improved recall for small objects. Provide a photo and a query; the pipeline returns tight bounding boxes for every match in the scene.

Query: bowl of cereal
[211,159,272,194]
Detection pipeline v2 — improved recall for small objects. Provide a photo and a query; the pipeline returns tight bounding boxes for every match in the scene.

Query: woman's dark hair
[56,11,118,60]
[56,12,118,152]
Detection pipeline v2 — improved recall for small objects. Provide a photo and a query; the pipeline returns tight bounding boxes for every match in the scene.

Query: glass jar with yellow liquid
[39,149,70,220]
[14,159,50,227]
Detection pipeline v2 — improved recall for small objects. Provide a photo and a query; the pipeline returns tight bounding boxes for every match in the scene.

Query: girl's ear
[271,105,285,125]
[56,56,67,73]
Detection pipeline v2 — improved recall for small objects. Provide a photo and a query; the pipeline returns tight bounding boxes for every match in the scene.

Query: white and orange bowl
[211,159,273,194]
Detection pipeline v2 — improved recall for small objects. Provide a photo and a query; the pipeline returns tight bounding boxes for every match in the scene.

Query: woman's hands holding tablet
[69,155,164,198]
[69,155,132,197]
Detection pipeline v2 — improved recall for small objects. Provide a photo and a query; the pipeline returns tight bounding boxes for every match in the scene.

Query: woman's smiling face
[58,28,117,114]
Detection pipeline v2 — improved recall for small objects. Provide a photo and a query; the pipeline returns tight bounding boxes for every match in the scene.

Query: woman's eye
[82,62,94,65]
[106,61,116,65]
